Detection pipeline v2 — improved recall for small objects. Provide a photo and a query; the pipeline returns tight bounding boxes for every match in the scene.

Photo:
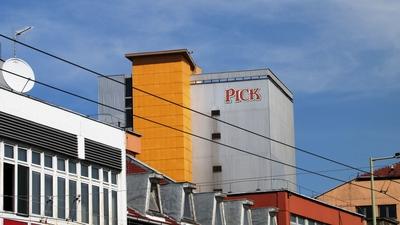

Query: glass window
[45,174,53,216]
[379,204,397,219]
[149,182,160,212]
[112,191,118,225]
[68,180,77,221]
[57,158,65,171]
[290,215,296,223]
[92,167,99,180]
[81,183,89,223]
[111,172,117,185]
[32,151,41,165]
[183,192,194,219]
[104,188,109,225]
[32,171,41,215]
[92,186,100,225]
[45,155,53,168]
[81,164,89,177]
[3,163,14,211]
[356,205,372,219]
[103,170,109,183]
[17,165,29,215]
[298,217,305,225]
[18,148,27,162]
[4,144,14,158]
[58,177,66,219]
[69,161,77,174]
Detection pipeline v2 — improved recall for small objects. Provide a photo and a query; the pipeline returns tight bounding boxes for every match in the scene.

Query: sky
[1,0,400,196]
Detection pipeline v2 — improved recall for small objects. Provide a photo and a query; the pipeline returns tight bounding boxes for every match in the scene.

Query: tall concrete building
[99,49,296,193]
[191,69,295,193]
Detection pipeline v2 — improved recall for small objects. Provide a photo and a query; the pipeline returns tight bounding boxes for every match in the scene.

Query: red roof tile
[358,162,400,180]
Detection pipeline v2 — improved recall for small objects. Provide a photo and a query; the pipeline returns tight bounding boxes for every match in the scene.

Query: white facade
[191,69,296,193]
[0,88,127,225]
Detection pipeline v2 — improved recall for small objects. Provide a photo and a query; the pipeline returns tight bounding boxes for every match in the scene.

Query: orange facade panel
[127,49,195,182]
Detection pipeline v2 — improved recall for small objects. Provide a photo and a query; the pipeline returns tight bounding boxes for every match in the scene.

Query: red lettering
[225,88,235,104]
[235,90,241,103]
[239,89,249,101]
[250,88,261,101]
[225,88,261,104]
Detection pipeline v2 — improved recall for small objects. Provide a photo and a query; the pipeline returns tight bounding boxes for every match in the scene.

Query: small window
[92,186,100,225]
[111,172,117,185]
[104,188,109,225]
[68,180,77,221]
[103,170,109,183]
[148,182,161,212]
[112,191,118,225]
[18,148,27,162]
[81,183,89,223]
[125,77,132,97]
[57,177,66,219]
[213,165,222,173]
[57,158,65,171]
[379,204,397,219]
[92,167,99,180]
[211,133,221,140]
[125,98,132,108]
[45,174,53,217]
[17,165,29,215]
[211,110,220,116]
[68,160,77,174]
[32,171,41,215]
[356,205,372,219]
[213,188,223,192]
[45,155,53,168]
[4,144,14,158]
[32,151,41,165]
[81,164,89,177]
[3,163,15,211]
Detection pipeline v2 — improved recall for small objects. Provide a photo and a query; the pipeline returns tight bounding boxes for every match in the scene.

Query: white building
[0,87,127,225]
[191,69,296,193]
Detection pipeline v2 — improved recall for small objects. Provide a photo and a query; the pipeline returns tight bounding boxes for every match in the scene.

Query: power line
[1,67,400,203]
[0,33,380,177]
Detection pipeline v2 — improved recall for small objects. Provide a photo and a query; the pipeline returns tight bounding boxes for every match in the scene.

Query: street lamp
[370,152,400,225]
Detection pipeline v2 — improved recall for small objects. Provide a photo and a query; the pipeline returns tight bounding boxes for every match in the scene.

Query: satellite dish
[0,58,35,93]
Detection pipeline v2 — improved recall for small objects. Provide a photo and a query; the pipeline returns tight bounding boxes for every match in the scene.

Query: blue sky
[1,0,400,195]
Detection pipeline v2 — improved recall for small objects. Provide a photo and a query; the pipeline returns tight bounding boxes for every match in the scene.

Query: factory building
[99,49,296,193]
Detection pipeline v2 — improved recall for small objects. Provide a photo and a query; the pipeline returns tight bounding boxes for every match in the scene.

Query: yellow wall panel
[130,52,194,182]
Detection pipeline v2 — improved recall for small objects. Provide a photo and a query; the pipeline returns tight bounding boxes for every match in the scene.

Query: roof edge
[125,49,197,70]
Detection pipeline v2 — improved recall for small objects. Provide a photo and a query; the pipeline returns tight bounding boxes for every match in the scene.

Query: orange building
[125,49,201,182]
[317,163,400,224]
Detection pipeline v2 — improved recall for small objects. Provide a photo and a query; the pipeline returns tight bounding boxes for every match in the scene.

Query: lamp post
[370,152,400,225]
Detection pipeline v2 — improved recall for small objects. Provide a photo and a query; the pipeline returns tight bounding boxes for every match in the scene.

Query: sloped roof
[357,162,400,180]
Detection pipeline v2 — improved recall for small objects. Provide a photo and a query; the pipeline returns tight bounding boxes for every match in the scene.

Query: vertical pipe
[370,158,376,225]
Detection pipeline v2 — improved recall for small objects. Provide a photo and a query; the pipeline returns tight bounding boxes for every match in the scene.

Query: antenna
[13,26,33,57]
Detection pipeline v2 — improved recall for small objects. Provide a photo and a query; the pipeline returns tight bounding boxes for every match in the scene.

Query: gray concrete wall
[224,201,244,225]
[126,173,150,214]
[193,193,217,225]
[268,79,296,191]
[98,75,126,127]
[160,183,184,221]
[191,69,296,193]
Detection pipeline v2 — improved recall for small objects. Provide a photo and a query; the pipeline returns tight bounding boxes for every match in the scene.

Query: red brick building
[227,190,365,225]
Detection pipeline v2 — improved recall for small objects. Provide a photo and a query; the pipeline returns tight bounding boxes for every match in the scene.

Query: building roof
[191,68,294,100]
[227,189,364,218]
[125,49,197,70]
[357,162,400,180]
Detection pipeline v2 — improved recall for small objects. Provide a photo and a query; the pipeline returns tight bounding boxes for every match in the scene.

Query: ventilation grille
[0,111,78,157]
[85,138,121,170]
